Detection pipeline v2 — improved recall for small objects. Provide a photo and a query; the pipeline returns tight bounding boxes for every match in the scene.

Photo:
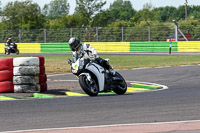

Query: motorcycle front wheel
[79,75,99,96]
[5,50,10,55]
[113,72,127,95]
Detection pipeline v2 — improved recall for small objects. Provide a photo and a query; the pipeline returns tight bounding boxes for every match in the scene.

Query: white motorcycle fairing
[81,62,105,92]
[69,57,127,96]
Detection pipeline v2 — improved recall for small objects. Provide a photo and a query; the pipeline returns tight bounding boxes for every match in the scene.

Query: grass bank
[1,54,200,74]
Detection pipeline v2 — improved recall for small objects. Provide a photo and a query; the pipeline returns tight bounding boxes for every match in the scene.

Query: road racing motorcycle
[68,57,127,96]
[4,43,19,55]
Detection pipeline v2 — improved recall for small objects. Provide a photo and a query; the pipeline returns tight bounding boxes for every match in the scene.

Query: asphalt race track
[1,65,200,132]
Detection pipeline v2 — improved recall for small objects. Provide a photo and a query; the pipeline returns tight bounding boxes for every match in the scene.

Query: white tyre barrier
[14,66,40,76]
[0,56,47,93]
[14,84,40,93]
[13,76,39,85]
[13,57,40,67]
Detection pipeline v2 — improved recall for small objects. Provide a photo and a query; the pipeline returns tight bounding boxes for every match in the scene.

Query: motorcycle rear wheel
[79,75,99,96]
[113,72,127,95]
[16,49,19,55]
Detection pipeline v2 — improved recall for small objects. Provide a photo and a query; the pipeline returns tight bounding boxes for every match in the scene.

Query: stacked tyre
[13,57,47,93]
[0,57,47,93]
[0,58,14,93]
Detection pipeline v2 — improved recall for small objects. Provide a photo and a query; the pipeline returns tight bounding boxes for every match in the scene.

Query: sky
[1,0,200,14]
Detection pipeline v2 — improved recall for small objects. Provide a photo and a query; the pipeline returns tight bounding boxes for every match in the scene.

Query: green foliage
[151,26,172,41]
[75,0,106,27]
[45,29,70,42]
[2,0,200,42]
[92,10,111,27]
[0,0,2,15]
[97,27,122,42]
[108,19,133,27]
[1,0,200,29]
[42,0,70,19]
[94,0,135,26]
[124,26,148,41]
[152,6,178,22]
[140,3,154,21]
[46,14,84,29]
[2,0,45,30]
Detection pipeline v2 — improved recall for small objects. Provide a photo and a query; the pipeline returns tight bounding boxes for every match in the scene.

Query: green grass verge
[1,54,200,74]
[131,83,162,89]
[0,94,55,100]
[33,93,54,98]
[0,95,34,100]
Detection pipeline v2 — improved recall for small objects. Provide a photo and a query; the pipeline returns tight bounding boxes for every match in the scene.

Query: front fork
[79,73,93,84]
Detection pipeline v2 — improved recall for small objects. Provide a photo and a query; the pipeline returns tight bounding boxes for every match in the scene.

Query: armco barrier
[0,43,41,53]
[2,41,200,53]
[17,43,41,53]
[0,43,4,53]
[85,42,130,52]
[178,41,200,52]
[41,43,71,53]
[130,42,178,52]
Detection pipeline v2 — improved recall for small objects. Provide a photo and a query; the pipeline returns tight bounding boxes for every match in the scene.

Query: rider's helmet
[8,37,12,42]
[68,37,81,51]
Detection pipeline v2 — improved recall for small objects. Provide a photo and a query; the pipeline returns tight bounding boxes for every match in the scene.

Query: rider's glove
[90,55,96,61]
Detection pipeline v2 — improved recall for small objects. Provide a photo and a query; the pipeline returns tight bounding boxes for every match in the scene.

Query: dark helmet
[68,37,81,51]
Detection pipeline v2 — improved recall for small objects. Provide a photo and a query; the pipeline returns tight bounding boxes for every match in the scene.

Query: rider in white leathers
[68,37,115,75]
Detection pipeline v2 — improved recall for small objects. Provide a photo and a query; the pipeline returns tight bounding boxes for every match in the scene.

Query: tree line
[0,0,200,30]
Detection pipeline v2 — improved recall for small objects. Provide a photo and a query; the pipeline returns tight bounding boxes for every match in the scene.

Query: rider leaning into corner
[68,36,116,75]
